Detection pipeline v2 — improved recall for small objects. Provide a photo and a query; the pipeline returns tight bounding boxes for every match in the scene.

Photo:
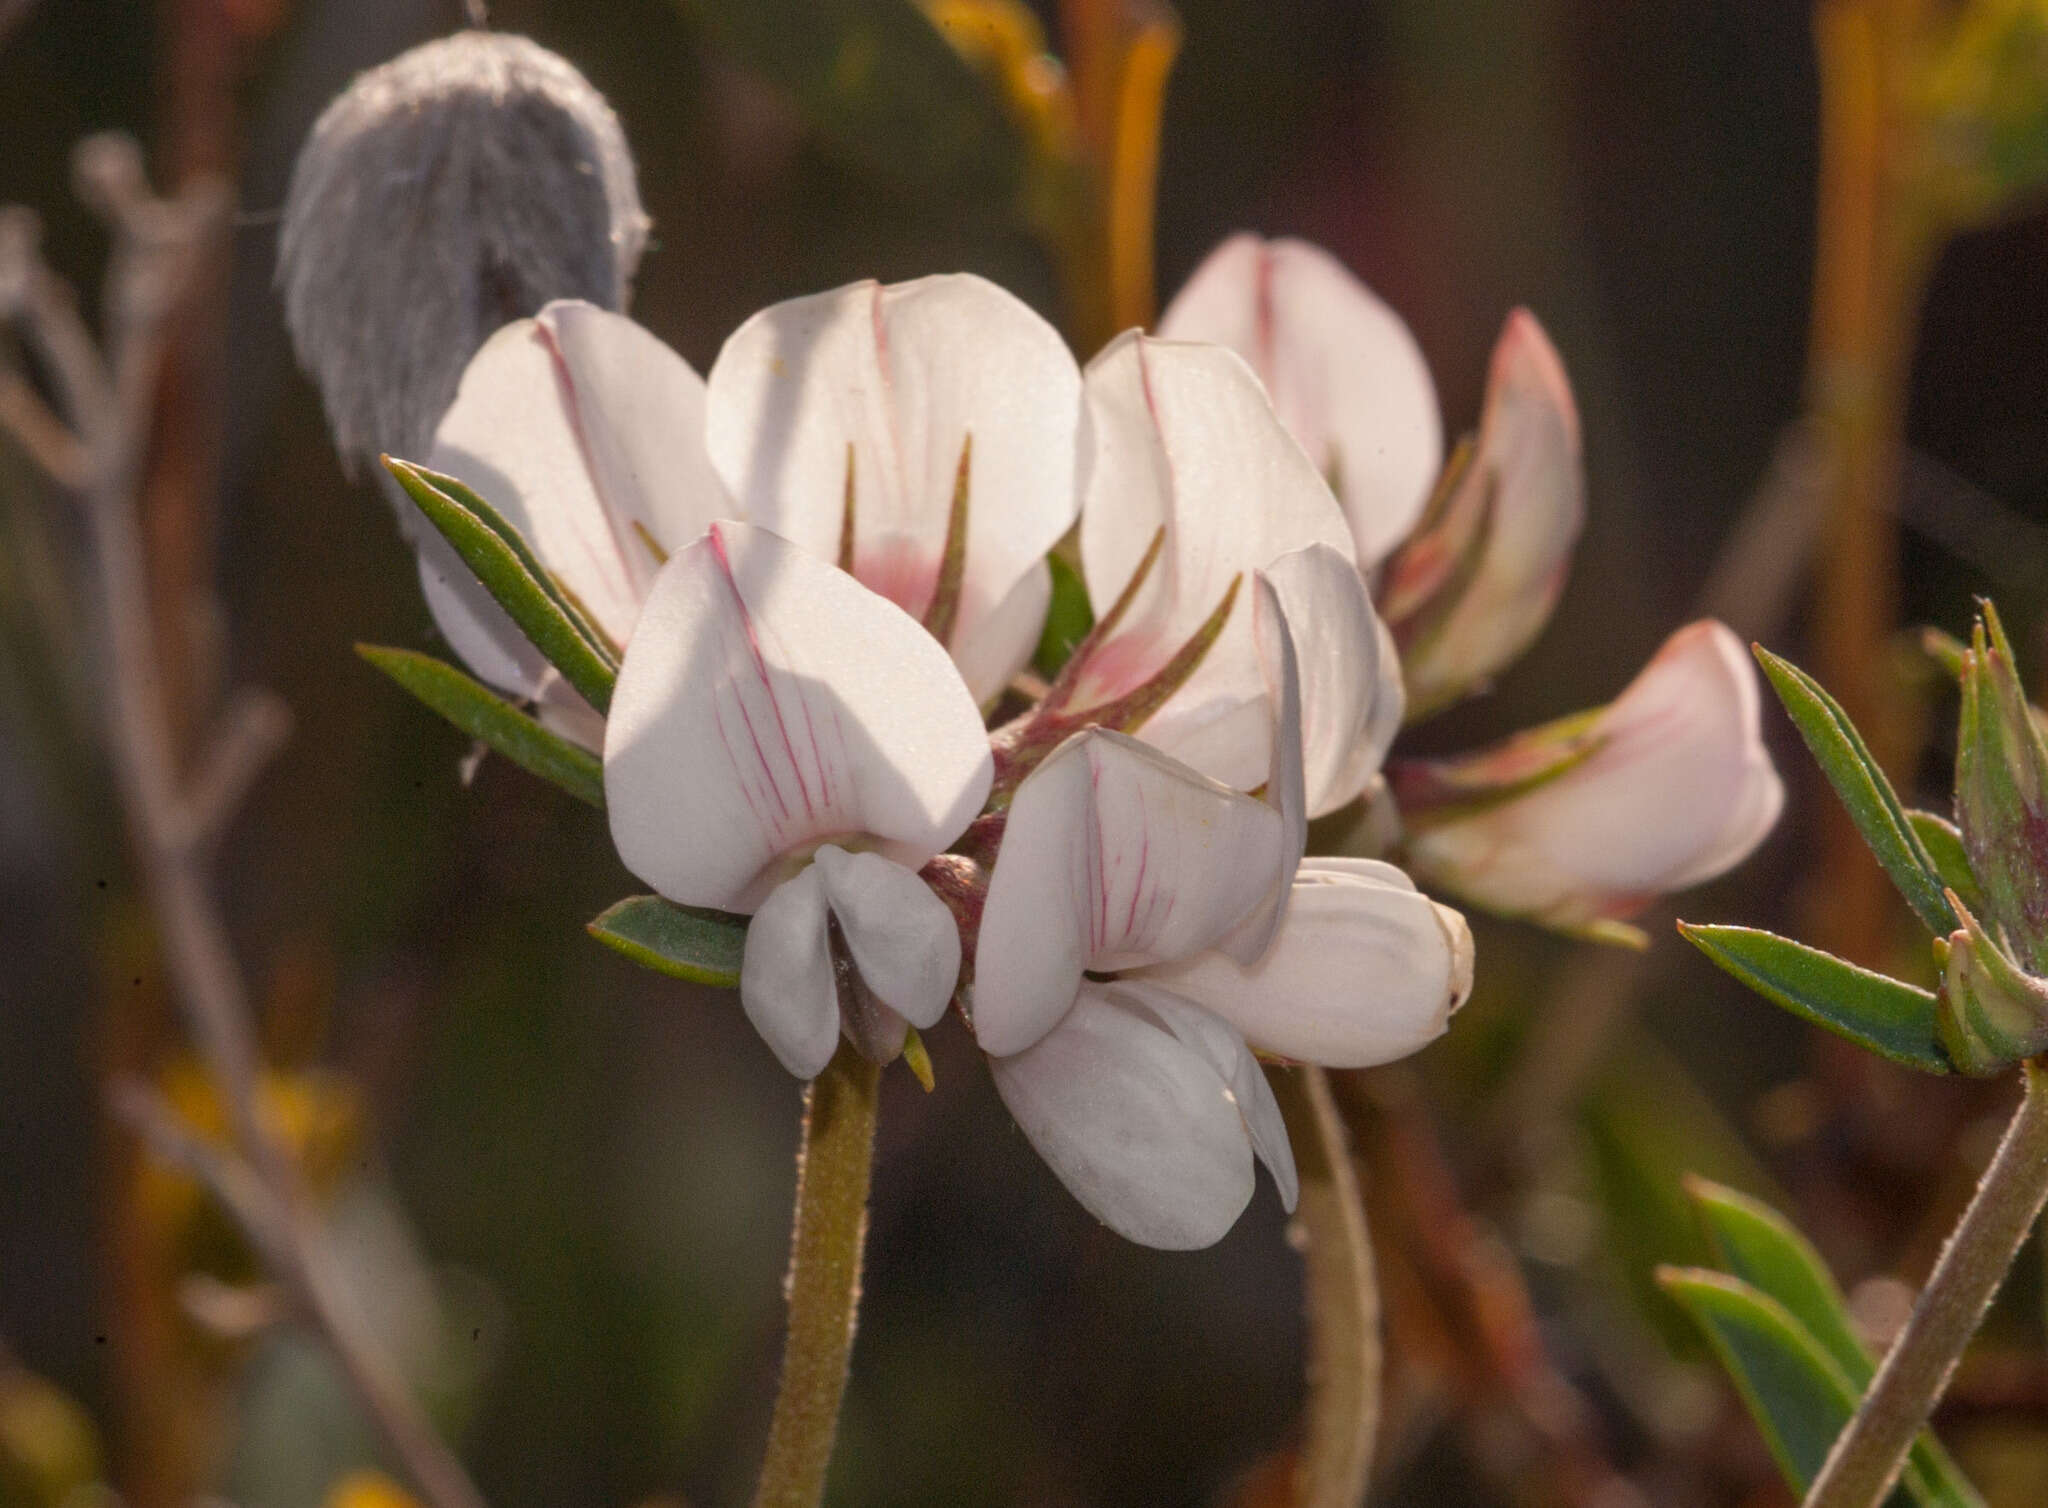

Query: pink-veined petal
[1140,858,1474,1066]
[1399,309,1584,710]
[813,844,959,1029]
[604,522,994,911]
[1264,543,1404,817]
[973,729,1288,1057]
[989,983,1258,1249]
[1159,234,1443,569]
[1074,331,1357,790]
[740,865,840,1078]
[1406,620,1784,928]
[426,301,725,659]
[703,275,1080,699]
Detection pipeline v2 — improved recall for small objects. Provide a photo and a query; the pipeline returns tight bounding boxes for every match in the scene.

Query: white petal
[1398,309,1584,706]
[973,729,1288,1057]
[1407,620,1784,928]
[703,275,1080,681]
[427,302,723,655]
[950,559,1052,708]
[1159,234,1443,568]
[740,866,840,1078]
[1139,858,1473,1067]
[1073,331,1357,789]
[1111,981,1299,1212]
[989,983,1256,1249]
[1223,572,1308,964]
[813,844,959,1029]
[1264,543,1403,818]
[604,522,995,911]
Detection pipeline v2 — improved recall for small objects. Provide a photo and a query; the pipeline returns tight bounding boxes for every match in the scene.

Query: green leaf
[1658,1268,1907,1502]
[1678,923,1951,1073]
[1685,1181,1986,1508]
[588,896,746,987]
[384,458,618,715]
[1753,646,1957,936]
[1910,809,1986,918]
[1686,1178,1866,1379]
[358,645,603,809]
[1032,552,1094,680]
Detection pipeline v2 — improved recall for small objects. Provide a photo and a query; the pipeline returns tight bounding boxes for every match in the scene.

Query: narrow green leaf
[1679,923,1951,1073]
[1687,1178,1866,1379]
[1032,552,1095,681]
[1685,1181,1985,1508]
[1909,810,1986,918]
[358,645,603,809]
[588,895,746,987]
[384,458,618,714]
[1658,1268,1907,1503]
[1753,646,1956,935]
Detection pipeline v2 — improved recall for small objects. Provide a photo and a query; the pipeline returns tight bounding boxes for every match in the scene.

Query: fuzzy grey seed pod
[278,31,650,483]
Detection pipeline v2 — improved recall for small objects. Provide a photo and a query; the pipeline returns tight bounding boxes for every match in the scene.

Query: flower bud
[1955,602,2048,971]
[278,32,649,483]
[1400,620,1782,939]
[1935,894,2048,1074]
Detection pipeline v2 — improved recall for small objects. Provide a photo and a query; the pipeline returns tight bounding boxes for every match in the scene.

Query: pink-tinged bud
[279,32,649,481]
[1955,601,2048,972]
[1401,620,1783,936]
[1382,309,1584,720]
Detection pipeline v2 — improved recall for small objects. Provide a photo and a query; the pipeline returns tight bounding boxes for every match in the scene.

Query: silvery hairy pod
[277,30,649,498]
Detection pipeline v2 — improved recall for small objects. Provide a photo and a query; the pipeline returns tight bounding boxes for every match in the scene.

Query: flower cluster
[383,239,1780,1247]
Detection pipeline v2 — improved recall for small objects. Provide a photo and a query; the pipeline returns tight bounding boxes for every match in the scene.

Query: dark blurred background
[5,2,2048,1505]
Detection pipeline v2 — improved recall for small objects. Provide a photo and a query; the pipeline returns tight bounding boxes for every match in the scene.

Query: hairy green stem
[1805,1059,2048,1508]
[752,1043,881,1508]
[1270,1065,1381,1508]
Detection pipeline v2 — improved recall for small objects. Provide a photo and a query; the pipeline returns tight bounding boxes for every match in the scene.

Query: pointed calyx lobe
[1069,331,1395,806]
[704,274,1082,704]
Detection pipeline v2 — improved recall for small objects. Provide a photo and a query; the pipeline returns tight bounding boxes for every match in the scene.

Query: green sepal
[384,457,619,714]
[1032,552,1094,681]
[1956,602,2048,972]
[1677,922,1951,1073]
[1682,1182,1986,1508]
[587,895,747,987]
[1659,1269,1915,1505]
[357,645,604,809]
[1753,645,1957,936]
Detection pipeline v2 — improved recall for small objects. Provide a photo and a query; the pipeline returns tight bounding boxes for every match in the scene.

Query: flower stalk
[1268,1065,1380,1508]
[752,1044,883,1508]
[1804,1058,2048,1508]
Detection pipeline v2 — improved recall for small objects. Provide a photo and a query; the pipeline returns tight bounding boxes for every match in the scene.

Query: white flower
[703,273,1082,704]
[1160,234,1584,718]
[1158,233,1443,569]
[976,729,1470,1248]
[1403,620,1785,931]
[1383,309,1584,715]
[1063,330,1402,815]
[603,521,994,1078]
[419,299,729,738]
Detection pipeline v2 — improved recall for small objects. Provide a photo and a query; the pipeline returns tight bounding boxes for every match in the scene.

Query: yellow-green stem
[751,1043,882,1508]
[1805,1060,2048,1508]
[1269,1064,1381,1508]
